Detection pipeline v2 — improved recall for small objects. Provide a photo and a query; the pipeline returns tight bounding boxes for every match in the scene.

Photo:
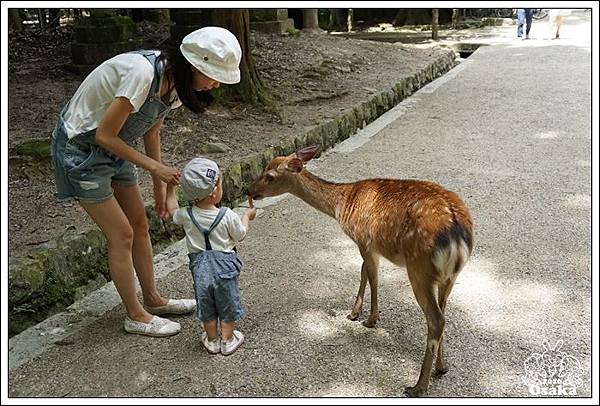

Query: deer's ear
[296,145,320,162]
[286,157,304,173]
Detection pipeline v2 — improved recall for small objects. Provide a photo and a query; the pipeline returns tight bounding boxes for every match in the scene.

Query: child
[166,157,256,355]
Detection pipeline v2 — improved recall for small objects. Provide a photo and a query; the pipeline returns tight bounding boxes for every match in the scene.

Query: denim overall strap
[186,207,227,251]
[134,50,164,97]
[115,50,171,145]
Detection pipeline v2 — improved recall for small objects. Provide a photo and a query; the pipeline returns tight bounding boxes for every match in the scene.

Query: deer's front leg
[361,252,380,328]
[348,262,368,320]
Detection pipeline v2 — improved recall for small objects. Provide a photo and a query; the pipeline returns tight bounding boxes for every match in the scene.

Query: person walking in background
[516,8,534,40]
[548,9,571,39]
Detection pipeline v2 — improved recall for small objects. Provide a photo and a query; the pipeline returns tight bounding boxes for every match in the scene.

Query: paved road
[7,10,592,398]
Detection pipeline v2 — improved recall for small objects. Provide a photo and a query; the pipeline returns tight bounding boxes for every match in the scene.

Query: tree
[212,9,271,105]
[302,9,321,32]
[48,8,60,28]
[393,9,431,26]
[347,9,354,31]
[431,9,439,40]
[9,8,22,31]
[328,9,347,31]
[452,8,460,29]
[37,9,47,29]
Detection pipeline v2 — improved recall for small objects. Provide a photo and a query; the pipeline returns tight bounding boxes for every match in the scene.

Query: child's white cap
[180,158,220,202]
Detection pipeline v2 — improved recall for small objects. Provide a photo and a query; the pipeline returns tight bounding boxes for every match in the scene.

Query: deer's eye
[265,173,275,182]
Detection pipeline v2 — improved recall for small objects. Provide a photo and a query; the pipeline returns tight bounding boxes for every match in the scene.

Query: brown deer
[248,145,474,396]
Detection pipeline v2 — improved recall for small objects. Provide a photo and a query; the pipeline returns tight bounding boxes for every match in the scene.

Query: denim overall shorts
[51,51,172,203]
[187,207,245,323]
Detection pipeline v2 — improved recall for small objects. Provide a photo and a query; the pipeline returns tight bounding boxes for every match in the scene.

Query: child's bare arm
[166,183,180,217]
[241,196,257,231]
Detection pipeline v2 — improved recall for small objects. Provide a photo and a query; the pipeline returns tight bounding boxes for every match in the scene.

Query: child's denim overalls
[187,207,245,323]
[51,51,172,203]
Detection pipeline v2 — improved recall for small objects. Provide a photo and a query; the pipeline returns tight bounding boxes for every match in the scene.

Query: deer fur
[248,145,474,396]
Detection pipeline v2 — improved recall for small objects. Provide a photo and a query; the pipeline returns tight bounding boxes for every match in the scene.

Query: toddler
[167,157,256,355]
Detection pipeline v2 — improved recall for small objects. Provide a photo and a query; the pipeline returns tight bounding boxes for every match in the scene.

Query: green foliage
[286,26,301,37]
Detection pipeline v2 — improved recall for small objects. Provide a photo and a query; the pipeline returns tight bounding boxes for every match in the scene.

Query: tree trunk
[393,9,432,26]
[8,8,22,31]
[329,9,347,31]
[347,9,353,31]
[302,9,321,32]
[212,9,271,105]
[431,9,439,40]
[452,8,460,29]
[48,9,60,28]
[37,9,47,29]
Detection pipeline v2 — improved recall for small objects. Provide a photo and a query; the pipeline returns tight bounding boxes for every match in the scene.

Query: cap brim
[203,68,241,85]
[180,44,241,85]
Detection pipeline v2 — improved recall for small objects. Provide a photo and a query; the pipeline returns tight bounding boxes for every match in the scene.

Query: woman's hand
[151,163,181,186]
[153,182,168,219]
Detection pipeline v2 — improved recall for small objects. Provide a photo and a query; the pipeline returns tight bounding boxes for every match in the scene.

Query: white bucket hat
[180,26,242,85]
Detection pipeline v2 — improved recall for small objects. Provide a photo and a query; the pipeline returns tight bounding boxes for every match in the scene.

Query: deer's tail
[431,215,473,279]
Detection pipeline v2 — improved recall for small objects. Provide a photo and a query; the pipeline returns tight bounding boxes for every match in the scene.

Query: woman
[50,27,243,337]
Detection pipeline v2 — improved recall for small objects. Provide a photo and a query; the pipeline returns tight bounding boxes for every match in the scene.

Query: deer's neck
[289,170,351,219]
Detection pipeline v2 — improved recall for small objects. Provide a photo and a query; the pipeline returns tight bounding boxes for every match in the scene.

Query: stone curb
[8,48,456,336]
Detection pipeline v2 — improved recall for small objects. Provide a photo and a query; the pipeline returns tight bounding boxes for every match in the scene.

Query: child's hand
[165,193,179,218]
[245,206,257,221]
[246,196,257,221]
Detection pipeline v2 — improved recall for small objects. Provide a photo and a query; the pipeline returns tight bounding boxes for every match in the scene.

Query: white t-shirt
[62,51,181,139]
[173,206,247,253]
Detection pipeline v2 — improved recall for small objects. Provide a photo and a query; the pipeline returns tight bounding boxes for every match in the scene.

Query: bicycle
[532,9,548,20]
[493,8,514,18]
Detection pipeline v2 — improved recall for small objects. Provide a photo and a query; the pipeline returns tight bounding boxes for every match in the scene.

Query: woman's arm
[143,118,170,218]
[95,97,180,185]
[143,117,166,184]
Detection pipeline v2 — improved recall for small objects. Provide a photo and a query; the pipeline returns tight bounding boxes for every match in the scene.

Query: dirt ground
[8,23,450,256]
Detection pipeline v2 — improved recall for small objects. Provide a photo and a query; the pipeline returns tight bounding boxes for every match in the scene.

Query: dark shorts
[189,250,245,323]
[51,122,138,203]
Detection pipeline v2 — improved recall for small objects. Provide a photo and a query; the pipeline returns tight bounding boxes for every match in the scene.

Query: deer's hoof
[404,385,426,397]
[347,313,360,321]
[434,365,449,376]
[362,318,377,328]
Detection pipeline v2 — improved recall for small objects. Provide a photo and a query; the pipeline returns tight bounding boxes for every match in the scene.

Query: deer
[248,145,474,396]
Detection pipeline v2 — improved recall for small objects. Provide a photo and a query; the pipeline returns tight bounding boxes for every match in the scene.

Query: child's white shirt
[173,206,247,253]
[62,51,181,139]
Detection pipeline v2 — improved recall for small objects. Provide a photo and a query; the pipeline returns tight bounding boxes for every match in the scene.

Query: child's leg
[221,321,235,341]
[220,320,244,355]
[204,319,219,340]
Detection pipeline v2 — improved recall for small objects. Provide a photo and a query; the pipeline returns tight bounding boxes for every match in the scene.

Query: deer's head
[248,145,320,200]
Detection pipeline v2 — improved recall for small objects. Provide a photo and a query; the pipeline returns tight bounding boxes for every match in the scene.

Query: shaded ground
[8,22,450,256]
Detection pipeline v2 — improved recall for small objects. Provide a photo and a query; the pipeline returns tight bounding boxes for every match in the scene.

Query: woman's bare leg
[80,197,153,323]
[112,183,168,308]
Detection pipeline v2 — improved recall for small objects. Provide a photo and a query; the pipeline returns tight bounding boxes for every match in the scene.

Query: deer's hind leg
[404,259,444,397]
[434,277,456,375]
[348,261,368,321]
